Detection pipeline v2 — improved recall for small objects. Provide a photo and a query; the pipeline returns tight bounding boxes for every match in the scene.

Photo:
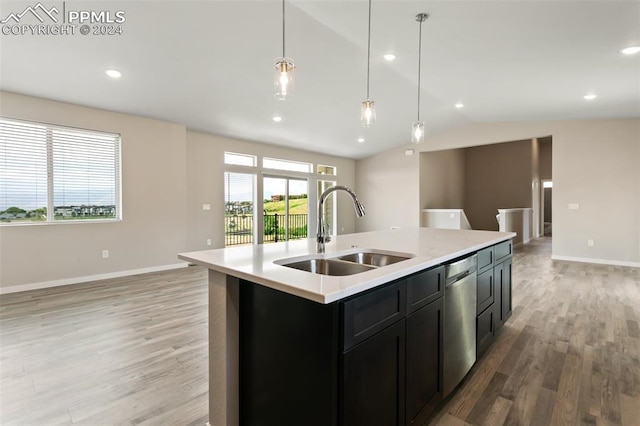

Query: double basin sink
[275,249,414,276]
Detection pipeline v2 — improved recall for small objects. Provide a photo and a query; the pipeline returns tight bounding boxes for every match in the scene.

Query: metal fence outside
[225,213,308,246]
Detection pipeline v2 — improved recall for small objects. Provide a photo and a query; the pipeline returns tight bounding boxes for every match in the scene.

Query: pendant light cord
[282,0,286,58]
[417,17,423,121]
[366,0,372,100]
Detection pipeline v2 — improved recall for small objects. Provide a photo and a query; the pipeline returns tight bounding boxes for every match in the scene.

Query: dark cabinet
[476,302,495,358]
[238,240,513,426]
[476,269,494,313]
[343,279,406,350]
[406,266,444,313]
[341,319,406,426]
[406,297,444,425]
[495,257,513,330]
[476,242,513,359]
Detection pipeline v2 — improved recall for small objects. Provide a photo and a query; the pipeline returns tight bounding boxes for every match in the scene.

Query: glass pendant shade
[411,122,424,144]
[361,100,376,127]
[274,58,295,100]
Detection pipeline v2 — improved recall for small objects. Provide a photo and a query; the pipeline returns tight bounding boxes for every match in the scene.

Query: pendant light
[360,0,375,127]
[274,0,294,100]
[411,13,429,144]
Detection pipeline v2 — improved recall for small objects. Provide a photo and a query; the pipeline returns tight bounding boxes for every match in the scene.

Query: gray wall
[539,136,553,180]
[419,149,465,210]
[0,92,356,290]
[355,148,420,232]
[355,118,640,266]
[464,140,533,231]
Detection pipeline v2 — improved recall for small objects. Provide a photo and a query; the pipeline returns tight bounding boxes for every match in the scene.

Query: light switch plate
[203,204,211,211]
[568,203,579,210]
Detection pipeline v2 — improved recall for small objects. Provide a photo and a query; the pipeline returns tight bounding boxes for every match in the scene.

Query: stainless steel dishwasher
[443,254,478,397]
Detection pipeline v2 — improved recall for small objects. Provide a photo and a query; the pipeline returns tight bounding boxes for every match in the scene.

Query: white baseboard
[551,255,640,268]
[0,262,189,295]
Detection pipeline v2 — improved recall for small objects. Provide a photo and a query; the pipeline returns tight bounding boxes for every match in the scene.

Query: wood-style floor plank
[1,237,639,425]
[429,237,640,426]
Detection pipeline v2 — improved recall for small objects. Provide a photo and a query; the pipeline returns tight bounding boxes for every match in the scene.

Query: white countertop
[178,227,515,304]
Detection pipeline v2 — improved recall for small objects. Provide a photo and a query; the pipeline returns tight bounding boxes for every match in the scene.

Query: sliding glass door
[263,176,309,243]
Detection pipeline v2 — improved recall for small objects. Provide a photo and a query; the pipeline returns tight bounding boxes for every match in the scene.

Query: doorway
[263,176,309,243]
[541,180,552,236]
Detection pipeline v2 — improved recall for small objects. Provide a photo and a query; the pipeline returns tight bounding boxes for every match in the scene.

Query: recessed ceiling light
[383,54,396,61]
[620,46,640,55]
[272,115,282,122]
[583,94,597,100]
[455,103,464,109]
[357,137,365,143]
[105,69,122,78]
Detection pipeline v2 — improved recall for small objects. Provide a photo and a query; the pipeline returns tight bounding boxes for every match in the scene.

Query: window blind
[0,118,121,224]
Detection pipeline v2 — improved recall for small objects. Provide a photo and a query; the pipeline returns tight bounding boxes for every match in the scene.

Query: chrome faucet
[317,185,365,253]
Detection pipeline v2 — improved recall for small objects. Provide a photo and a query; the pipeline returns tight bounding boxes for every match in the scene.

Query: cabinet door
[406,297,443,425]
[476,304,495,359]
[341,320,406,426]
[501,257,513,323]
[494,257,513,330]
[494,261,504,330]
[477,269,494,314]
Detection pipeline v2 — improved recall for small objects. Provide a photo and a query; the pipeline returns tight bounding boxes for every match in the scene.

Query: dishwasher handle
[445,254,478,285]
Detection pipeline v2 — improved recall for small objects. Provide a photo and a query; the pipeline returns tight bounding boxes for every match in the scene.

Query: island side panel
[208,270,239,426]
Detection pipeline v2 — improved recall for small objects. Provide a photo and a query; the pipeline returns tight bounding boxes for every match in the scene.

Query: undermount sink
[282,258,375,276]
[337,252,410,267]
[276,249,414,276]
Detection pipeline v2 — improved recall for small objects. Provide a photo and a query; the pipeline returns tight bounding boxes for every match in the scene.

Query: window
[224,172,255,246]
[224,152,256,167]
[0,118,121,224]
[317,165,337,175]
[263,157,312,173]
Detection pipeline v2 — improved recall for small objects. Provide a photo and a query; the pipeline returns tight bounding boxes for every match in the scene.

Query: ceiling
[0,1,638,159]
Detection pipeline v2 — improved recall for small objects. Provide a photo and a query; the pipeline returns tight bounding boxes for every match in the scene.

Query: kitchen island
[178,227,515,426]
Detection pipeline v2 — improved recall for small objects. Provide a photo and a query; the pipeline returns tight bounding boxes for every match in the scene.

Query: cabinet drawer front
[343,280,406,350]
[407,266,444,313]
[494,240,512,262]
[476,304,495,359]
[477,270,494,314]
[477,247,493,273]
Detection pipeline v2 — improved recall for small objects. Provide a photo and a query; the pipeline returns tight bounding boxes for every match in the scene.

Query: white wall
[0,92,357,291]
[356,118,640,266]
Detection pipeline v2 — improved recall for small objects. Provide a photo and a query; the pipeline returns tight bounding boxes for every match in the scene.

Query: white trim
[0,263,189,295]
[551,255,640,268]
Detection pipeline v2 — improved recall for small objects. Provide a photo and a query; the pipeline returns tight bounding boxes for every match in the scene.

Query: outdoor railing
[225,213,308,246]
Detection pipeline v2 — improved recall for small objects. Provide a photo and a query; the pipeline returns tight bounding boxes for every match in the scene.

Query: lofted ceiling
[0,0,638,159]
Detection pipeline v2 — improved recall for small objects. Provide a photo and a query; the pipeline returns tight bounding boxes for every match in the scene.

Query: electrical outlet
[206,239,212,246]
[587,239,594,247]
[102,250,109,259]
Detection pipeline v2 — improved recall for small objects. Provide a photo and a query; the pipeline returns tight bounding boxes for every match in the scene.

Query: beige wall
[0,92,188,289]
[186,131,356,251]
[464,140,533,231]
[355,148,419,232]
[356,118,640,266]
[0,92,356,290]
[419,149,465,211]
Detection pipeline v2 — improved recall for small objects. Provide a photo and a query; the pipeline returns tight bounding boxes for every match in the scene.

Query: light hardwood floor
[1,238,638,425]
